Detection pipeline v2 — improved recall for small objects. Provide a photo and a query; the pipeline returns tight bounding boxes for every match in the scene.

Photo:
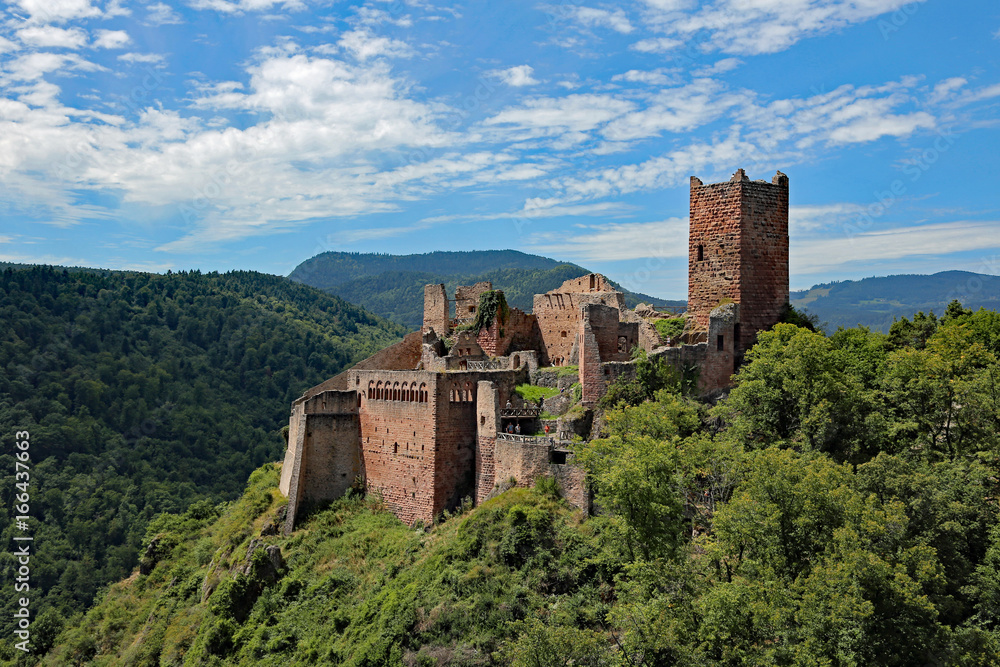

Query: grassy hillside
[35,466,614,666]
[0,266,405,652]
[792,270,1000,332]
[289,251,681,328]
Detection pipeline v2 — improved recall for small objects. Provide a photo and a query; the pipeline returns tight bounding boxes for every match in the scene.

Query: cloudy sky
[0,0,997,298]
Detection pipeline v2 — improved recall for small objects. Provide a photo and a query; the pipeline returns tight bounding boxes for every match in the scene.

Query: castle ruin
[279,169,790,531]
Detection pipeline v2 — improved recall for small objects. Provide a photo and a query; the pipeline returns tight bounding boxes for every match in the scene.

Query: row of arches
[368,380,428,403]
[450,382,475,403]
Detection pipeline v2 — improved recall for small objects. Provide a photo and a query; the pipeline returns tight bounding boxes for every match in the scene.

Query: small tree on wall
[473,290,511,337]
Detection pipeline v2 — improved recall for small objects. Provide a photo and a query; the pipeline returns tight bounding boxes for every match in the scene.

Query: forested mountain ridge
[289,251,682,328]
[792,270,1000,332]
[31,301,1000,665]
[0,266,406,654]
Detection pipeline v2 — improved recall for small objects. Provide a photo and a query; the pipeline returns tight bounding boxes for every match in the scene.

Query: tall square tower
[688,168,789,354]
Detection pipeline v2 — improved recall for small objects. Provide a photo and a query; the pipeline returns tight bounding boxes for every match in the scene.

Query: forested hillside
[33,303,1000,665]
[0,266,405,653]
[792,270,1000,332]
[289,251,681,327]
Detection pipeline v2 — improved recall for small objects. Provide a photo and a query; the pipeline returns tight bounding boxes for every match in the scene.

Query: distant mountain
[792,270,1000,332]
[289,250,682,328]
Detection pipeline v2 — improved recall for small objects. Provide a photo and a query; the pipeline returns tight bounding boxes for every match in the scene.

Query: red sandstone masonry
[688,169,788,354]
[533,274,626,366]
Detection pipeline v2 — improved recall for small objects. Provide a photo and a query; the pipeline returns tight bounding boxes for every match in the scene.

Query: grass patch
[537,365,579,378]
[515,384,560,402]
[654,317,685,340]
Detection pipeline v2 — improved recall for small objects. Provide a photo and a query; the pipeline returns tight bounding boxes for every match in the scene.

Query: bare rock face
[241,538,286,586]
[634,303,658,318]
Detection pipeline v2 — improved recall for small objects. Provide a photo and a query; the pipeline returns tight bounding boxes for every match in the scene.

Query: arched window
[393,382,400,401]
[419,383,427,403]
[368,380,374,399]
[513,354,520,368]
[376,381,383,400]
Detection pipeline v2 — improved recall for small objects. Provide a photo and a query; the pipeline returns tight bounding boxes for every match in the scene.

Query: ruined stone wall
[579,312,604,407]
[493,437,589,512]
[423,284,449,335]
[533,274,627,366]
[700,303,739,393]
[357,370,439,525]
[688,173,744,331]
[454,282,492,321]
[476,307,541,357]
[433,375,479,516]
[552,461,590,513]
[355,368,526,524]
[475,380,499,503]
[738,172,789,352]
[280,390,360,533]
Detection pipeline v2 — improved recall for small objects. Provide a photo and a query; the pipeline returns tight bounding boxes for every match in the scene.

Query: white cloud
[186,0,305,14]
[93,29,131,49]
[11,0,103,23]
[0,36,19,53]
[2,51,104,80]
[611,68,679,86]
[145,2,184,25]
[565,6,634,34]
[489,65,540,87]
[118,52,168,65]
[17,25,88,49]
[639,0,929,56]
[337,29,414,61]
[789,203,866,233]
[791,221,1000,274]
[603,78,746,140]
[827,110,934,144]
[630,36,682,52]
[693,58,743,76]
[481,94,636,147]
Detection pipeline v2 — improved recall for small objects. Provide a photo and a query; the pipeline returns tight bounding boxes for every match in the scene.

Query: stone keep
[688,169,789,354]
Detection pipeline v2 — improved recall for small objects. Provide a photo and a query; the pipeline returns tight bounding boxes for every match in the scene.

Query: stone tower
[688,168,789,354]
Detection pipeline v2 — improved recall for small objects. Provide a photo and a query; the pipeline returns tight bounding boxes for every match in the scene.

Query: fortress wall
[357,370,439,525]
[432,376,479,517]
[280,390,359,534]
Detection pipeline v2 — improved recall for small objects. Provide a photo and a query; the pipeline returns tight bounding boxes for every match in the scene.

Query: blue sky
[0,0,998,299]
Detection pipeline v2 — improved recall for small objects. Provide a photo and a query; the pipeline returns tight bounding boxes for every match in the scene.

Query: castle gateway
[279,169,789,530]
